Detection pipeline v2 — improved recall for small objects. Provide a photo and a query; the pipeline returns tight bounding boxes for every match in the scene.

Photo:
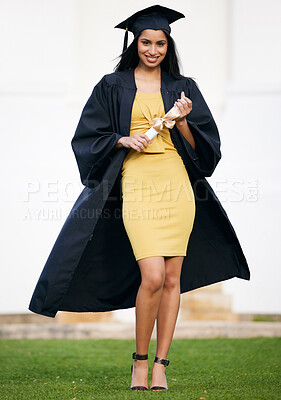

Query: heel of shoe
[130,352,148,391]
[150,356,169,391]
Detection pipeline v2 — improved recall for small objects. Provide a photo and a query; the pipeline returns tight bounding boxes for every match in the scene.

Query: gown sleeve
[175,77,222,177]
[71,76,123,187]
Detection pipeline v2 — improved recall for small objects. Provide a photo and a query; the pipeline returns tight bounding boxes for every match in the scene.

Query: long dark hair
[114,32,184,79]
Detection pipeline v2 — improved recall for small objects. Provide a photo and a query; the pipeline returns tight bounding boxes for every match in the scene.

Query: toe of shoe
[150,386,168,391]
[131,386,148,391]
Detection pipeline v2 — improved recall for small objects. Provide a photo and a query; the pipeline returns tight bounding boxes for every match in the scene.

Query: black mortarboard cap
[115,5,185,53]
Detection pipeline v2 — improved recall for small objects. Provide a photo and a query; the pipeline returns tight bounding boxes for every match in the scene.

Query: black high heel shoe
[130,352,148,391]
[150,356,170,391]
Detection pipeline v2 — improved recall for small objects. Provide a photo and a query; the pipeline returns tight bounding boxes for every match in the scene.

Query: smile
[145,55,160,63]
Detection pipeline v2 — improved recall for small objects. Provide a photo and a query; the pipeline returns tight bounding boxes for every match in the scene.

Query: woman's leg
[131,256,165,389]
[150,256,184,390]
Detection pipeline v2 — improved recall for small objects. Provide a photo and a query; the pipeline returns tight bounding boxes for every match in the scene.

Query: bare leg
[131,256,165,389]
[150,256,184,390]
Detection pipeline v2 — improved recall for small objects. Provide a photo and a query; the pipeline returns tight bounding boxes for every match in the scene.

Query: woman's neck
[134,64,161,93]
[135,64,161,80]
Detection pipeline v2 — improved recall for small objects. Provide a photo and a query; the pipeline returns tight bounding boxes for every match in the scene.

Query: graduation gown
[29,68,250,318]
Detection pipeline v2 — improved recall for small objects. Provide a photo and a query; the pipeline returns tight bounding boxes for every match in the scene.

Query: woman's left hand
[174,91,192,124]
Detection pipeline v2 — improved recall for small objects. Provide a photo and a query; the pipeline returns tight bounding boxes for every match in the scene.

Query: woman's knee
[164,271,180,291]
[163,257,183,290]
[141,272,164,293]
[138,257,165,293]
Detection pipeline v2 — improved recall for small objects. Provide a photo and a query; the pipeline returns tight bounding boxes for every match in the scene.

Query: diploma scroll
[146,126,159,140]
[144,104,180,141]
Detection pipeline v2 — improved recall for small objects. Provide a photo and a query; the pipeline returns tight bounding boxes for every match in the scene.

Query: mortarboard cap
[115,5,185,53]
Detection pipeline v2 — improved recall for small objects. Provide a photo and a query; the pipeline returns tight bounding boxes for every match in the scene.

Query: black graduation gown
[29,68,250,318]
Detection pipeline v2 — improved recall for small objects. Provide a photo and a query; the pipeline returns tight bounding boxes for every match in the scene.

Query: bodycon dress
[121,92,196,261]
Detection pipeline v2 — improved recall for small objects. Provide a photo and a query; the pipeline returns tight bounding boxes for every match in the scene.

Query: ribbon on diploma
[152,105,180,131]
[145,105,180,140]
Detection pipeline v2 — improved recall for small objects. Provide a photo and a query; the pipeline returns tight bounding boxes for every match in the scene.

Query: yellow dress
[121,92,196,261]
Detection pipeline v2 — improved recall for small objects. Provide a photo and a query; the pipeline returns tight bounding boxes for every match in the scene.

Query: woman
[29,4,250,393]
[114,6,196,392]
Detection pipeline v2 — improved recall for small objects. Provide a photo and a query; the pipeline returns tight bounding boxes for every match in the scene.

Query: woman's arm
[175,119,196,151]
[174,91,196,150]
[71,76,123,187]
[115,137,126,149]
[173,79,221,177]
[114,134,152,151]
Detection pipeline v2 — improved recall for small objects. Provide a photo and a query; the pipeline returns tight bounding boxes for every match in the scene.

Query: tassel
[122,27,128,53]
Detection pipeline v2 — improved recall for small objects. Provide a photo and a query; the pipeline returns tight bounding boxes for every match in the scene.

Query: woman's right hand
[117,133,152,152]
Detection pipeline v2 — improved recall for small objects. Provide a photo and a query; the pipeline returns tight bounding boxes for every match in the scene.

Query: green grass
[0,338,280,399]
[252,315,276,322]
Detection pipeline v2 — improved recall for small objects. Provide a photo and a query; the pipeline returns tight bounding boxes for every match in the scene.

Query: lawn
[0,338,280,399]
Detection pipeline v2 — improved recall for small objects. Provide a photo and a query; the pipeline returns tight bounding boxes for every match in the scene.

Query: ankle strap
[132,352,148,360]
[154,356,170,367]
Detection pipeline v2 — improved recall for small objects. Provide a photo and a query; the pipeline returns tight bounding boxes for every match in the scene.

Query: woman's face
[137,29,168,69]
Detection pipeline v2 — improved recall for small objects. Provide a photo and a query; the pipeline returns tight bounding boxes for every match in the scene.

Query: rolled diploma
[143,104,180,142]
[145,126,159,141]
